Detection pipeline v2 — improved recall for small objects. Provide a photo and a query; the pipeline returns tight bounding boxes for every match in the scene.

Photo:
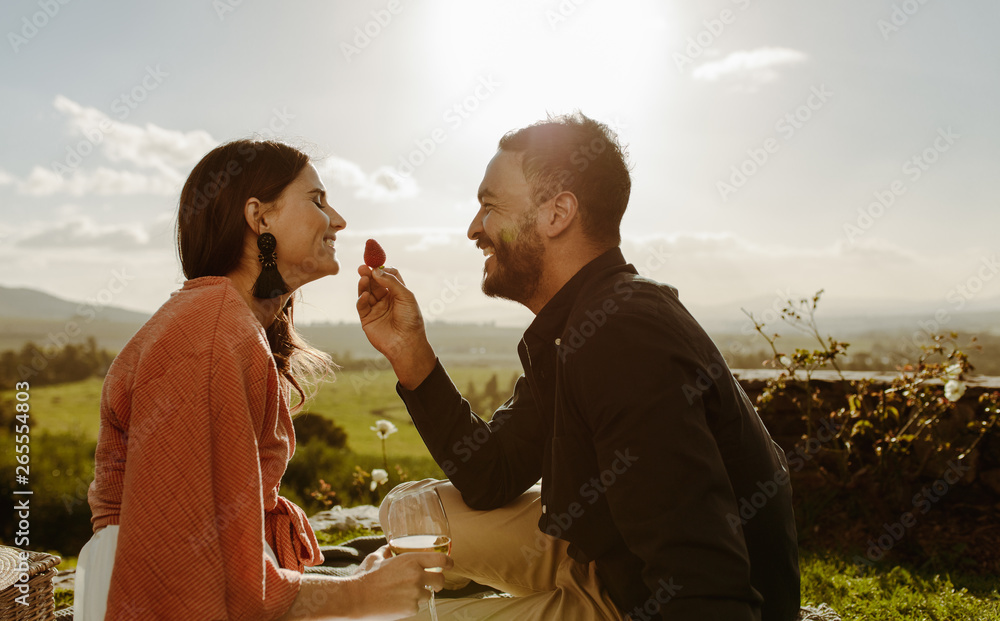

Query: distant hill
[1,285,998,370]
[0,285,151,323]
[682,292,1000,336]
[299,321,525,366]
[0,285,526,365]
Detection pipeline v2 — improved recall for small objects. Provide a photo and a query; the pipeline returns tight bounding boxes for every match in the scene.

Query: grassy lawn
[300,365,520,459]
[16,376,106,441]
[19,371,1000,618]
[18,367,521,461]
[799,551,1000,620]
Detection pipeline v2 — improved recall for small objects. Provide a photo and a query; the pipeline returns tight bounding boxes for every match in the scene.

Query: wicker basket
[0,546,61,621]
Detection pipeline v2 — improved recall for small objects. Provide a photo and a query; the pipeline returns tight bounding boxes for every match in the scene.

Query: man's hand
[356,265,438,390]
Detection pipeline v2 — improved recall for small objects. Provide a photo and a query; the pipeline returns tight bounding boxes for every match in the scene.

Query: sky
[1,0,998,329]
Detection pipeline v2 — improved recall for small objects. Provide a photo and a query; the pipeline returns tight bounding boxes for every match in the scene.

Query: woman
[74,139,451,620]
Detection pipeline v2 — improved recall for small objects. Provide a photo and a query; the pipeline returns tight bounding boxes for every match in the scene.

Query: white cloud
[18,165,183,196]
[8,97,398,203]
[3,96,212,197]
[402,231,466,252]
[615,233,940,313]
[315,156,419,203]
[14,216,152,250]
[692,47,807,83]
[52,95,216,176]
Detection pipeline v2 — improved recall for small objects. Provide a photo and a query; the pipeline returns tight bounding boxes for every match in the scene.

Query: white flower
[944,380,966,402]
[371,419,398,440]
[779,356,792,367]
[943,363,963,381]
[370,468,389,491]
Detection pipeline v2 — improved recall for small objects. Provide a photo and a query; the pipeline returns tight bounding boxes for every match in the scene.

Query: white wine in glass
[384,487,451,621]
[389,534,452,557]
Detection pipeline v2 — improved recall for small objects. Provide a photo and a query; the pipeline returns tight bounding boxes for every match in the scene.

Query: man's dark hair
[498,111,631,247]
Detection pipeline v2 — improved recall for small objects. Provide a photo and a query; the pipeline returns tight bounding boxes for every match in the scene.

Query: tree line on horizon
[0,337,115,388]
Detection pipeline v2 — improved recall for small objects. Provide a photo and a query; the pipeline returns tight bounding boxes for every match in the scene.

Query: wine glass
[384,487,452,621]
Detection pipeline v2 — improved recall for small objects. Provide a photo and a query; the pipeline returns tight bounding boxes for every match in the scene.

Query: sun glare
[415,0,673,119]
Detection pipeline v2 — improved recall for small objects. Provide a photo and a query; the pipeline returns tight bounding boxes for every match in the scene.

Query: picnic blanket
[308,536,842,619]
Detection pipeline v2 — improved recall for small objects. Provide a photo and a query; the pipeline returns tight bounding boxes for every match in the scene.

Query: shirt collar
[525,247,634,342]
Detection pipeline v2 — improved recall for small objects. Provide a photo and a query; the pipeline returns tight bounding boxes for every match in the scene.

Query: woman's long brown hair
[175,139,334,411]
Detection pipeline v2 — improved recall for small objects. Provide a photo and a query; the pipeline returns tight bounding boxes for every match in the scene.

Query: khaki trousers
[379,479,626,621]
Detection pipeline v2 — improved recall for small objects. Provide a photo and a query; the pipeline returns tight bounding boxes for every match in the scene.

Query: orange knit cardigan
[87,276,324,620]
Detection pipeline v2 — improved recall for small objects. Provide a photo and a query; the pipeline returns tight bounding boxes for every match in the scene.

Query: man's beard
[481,211,544,305]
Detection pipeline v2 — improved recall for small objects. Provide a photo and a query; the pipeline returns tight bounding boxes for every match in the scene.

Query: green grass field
[14,371,1000,619]
[18,367,521,461]
[299,365,520,459]
[799,552,1000,620]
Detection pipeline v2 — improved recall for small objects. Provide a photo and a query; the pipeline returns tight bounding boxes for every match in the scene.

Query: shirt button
[554,338,561,346]
[541,504,547,514]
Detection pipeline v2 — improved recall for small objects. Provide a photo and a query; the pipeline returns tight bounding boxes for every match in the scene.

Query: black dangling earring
[252,232,290,299]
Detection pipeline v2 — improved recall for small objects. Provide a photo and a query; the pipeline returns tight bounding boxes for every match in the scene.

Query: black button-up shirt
[397,248,800,621]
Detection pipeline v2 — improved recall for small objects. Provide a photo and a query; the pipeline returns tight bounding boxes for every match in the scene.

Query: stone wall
[732,370,1000,496]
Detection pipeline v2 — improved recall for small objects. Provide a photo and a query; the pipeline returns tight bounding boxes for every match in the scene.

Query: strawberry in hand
[356,248,437,390]
[364,239,386,269]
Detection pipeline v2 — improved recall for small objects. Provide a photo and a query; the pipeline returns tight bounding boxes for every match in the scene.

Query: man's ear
[543,191,579,238]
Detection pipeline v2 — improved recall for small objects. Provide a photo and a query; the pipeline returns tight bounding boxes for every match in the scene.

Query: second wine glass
[384,487,452,621]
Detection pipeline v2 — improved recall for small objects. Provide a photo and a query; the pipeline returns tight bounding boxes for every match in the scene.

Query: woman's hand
[351,545,453,619]
[356,265,438,390]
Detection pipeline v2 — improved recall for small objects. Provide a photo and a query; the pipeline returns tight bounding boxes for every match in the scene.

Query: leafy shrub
[0,337,115,387]
[282,438,353,513]
[0,430,97,557]
[291,412,348,449]
[744,291,1000,571]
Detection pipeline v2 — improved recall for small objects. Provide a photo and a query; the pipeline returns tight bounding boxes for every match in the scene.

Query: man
[357,112,800,621]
